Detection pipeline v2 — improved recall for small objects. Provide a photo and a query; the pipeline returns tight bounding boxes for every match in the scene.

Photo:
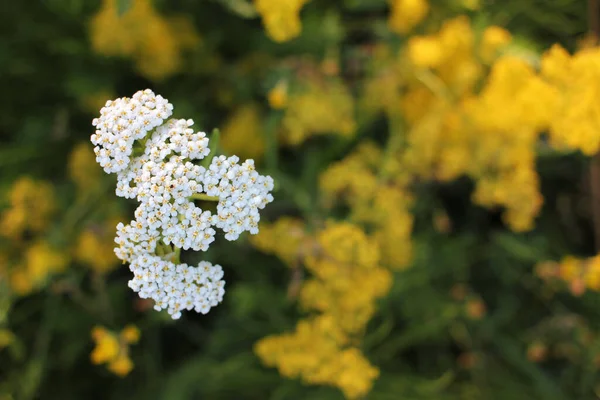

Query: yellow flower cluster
[0,177,55,240]
[75,218,122,274]
[68,142,103,195]
[89,0,200,80]
[537,255,600,297]
[319,143,414,268]
[249,217,307,267]
[255,221,388,398]
[267,81,288,109]
[541,45,600,156]
[281,78,356,146]
[363,17,567,231]
[90,325,140,377]
[0,178,70,295]
[9,241,69,296]
[220,103,266,161]
[253,0,309,43]
[255,316,379,399]
[388,0,429,35]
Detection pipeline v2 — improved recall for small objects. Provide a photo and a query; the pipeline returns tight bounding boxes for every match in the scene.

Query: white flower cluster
[91,89,274,319]
[129,255,225,319]
[92,89,173,173]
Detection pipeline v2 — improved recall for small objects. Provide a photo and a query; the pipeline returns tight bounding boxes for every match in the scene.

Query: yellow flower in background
[68,142,103,195]
[268,81,288,109]
[220,103,266,161]
[91,325,140,377]
[108,354,134,377]
[75,223,120,273]
[255,316,379,399]
[90,0,200,80]
[281,79,356,146]
[6,241,69,296]
[249,217,307,267]
[408,36,445,68]
[90,326,120,365]
[254,0,309,43]
[388,0,429,35]
[120,325,141,344]
[0,177,55,240]
[542,46,600,156]
[480,26,512,62]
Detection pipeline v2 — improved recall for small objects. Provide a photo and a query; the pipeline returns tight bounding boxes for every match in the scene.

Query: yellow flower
[281,78,356,146]
[408,36,445,68]
[25,241,69,283]
[480,26,512,62]
[0,177,56,240]
[253,0,309,42]
[268,81,288,109]
[90,327,120,365]
[75,219,121,273]
[120,325,141,344]
[388,0,429,35]
[91,325,140,377]
[249,218,307,267]
[220,103,265,161]
[89,0,200,80]
[68,142,103,195]
[108,354,134,377]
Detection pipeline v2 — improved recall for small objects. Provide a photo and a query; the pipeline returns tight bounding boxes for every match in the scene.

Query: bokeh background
[1,0,600,398]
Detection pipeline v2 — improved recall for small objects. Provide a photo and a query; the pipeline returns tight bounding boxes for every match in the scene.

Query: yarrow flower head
[92,89,173,173]
[91,89,274,319]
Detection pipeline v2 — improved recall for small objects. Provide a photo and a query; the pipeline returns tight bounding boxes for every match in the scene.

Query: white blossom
[91,89,173,174]
[128,255,225,319]
[92,89,274,319]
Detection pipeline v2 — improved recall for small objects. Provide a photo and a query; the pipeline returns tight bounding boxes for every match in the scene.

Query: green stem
[189,194,220,201]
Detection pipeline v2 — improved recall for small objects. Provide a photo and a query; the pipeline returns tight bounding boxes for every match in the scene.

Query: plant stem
[189,193,220,201]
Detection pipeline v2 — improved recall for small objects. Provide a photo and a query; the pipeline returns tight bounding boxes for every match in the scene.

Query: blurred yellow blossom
[255,222,389,398]
[75,220,120,273]
[0,177,55,240]
[268,81,288,109]
[254,0,309,43]
[281,78,356,146]
[542,46,600,156]
[249,217,307,267]
[120,325,141,344]
[8,241,69,296]
[68,142,103,195]
[480,26,512,62]
[91,325,140,377]
[408,36,445,68]
[255,316,379,399]
[538,255,600,296]
[90,0,200,80]
[220,103,266,161]
[388,0,429,35]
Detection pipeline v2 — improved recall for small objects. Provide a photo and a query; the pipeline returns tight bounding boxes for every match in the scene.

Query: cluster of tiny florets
[129,255,225,319]
[92,89,274,319]
[92,89,173,173]
[205,156,274,240]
